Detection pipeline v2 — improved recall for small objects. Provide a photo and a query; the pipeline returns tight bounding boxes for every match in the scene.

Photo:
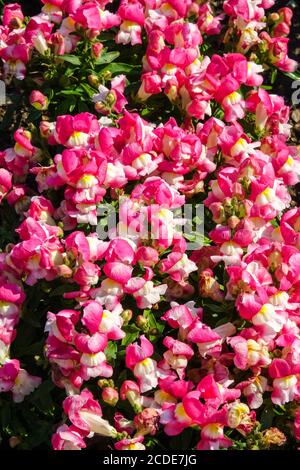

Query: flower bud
[95,101,108,114]
[97,378,114,389]
[86,28,99,40]
[268,251,282,271]
[39,120,51,138]
[120,380,142,412]
[149,328,158,336]
[105,92,117,107]
[92,42,103,59]
[88,74,100,88]
[102,387,119,406]
[228,215,240,229]
[136,315,148,329]
[52,33,65,55]
[121,309,133,325]
[199,269,224,302]
[136,246,159,267]
[30,90,49,111]
[9,436,21,448]
[102,71,112,80]
[270,13,280,21]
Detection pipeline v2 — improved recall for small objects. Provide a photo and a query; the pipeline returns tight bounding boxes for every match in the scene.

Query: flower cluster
[0,0,299,452]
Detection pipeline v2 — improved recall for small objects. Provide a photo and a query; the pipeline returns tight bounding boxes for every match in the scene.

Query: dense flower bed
[0,0,299,451]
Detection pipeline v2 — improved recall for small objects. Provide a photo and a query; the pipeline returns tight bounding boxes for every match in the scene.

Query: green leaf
[49,283,77,297]
[28,108,42,123]
[0,104,16,130]
[144,310,164,334]
[14,339,44,357]
[29,380,55,414]
[95,51,120,64]
[284,71,300,81]
[57,54,81,66]
[121,324,140,346]
[100,62,139,75]
[204,302,226,313]
[0,404,12,431]
[19,417,53,449]
[77,100,91,113]
[57,95,77,114]
[169,428,194,450]
[57,89,83,96]
[105,341,118,362]
[80,83,96,98]
[261,404,274,430]
[271,68,278,85]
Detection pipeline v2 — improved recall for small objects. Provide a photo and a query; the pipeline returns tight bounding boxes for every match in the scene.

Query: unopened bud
[102,387,119,406]
[92,42,103,59]
[9,436,21,448]
[136,315,148,329]
[121,309,133,325]
[88,74,100,88]
[106,92,116,106]
[98,378,114,389]
[120,380,142,412]
[228,215,240,229]
[95,101,108,114]
[149,328,158,336]
[102,71,112,80]
[270,13,280,21]
[29,90,49,111]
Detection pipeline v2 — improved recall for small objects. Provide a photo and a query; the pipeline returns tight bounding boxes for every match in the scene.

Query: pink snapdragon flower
[63,388,118,437]
[72,1,120,36]
[24,16,53,55]
[238,375,269,409]
[223,0,269,22]
[116,1,145,45]
[0,359,41,402]
[228,335,271,370]
[198,4,224,35]
[52,425,86,450]
[115,436,145,450]
[187,322,223,358]
[294,409,300,442]
[161,302,202,335]
[260,32,297,72]
[125,278,168,309]
[82,300,125,340]
[48,113,100,147]
[269,358,300,405]
[160,391,199,436]
[2,3,24,29]
[0,168,12,202]
[271,8,293,37]
[159,336,194,379]
[45,309,80,343]
[126,335,158,392]
[0,43,30,80]
[160,252,197,283]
